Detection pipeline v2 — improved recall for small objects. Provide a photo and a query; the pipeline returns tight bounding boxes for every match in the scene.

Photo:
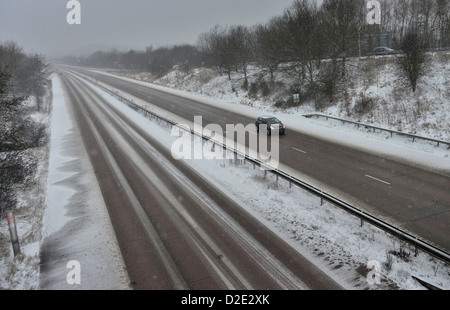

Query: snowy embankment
[0,95,50,289]
[0,74,129,290]
[127,51,450,142]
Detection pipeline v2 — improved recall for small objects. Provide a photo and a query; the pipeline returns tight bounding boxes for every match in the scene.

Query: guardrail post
[7,211,21,257]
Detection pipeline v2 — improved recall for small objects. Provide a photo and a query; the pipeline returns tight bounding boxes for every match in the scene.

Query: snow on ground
[2,53,448,290]
[91,55,450,289]
[121,51,450,142]
[0,96,50,289]
[95,62,450,177]
[114,51,450,159]
[0,74,130,290]
[89,82,449,290]
[39,74,129,290]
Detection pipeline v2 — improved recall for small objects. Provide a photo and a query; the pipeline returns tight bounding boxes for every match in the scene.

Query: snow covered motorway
[69,66,450,256]
[46,69,344,290]
[32,66,449,290]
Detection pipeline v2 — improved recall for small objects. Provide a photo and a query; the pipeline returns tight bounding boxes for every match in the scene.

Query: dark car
[255,116,286,135]
[373,46,396,55]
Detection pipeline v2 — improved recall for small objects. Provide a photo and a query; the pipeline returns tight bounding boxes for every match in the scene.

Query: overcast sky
[0,0,296,58]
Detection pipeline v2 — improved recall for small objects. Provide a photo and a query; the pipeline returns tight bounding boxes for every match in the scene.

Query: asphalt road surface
[66,67,450,255]
[57,70,344,290]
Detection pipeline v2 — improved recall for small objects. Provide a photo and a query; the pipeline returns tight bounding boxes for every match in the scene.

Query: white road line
[292,147,307,154]
[365,174,391,185]
[84,106,189,290]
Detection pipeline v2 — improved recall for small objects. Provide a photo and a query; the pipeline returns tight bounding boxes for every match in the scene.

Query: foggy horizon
[0,0,296,59]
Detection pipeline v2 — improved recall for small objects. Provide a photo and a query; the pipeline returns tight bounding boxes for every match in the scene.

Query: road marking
[365,174,391,185]
[292,147,307,154]
[224,130,258,136]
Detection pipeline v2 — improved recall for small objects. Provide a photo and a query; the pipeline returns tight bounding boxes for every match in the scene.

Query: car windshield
[266,117,281,124]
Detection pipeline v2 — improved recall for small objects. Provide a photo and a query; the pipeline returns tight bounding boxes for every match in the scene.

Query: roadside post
[6,211,21,256]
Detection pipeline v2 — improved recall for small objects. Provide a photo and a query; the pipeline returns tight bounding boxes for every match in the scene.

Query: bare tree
[435,0,450,48]
[28,54,49,111]
[253,17,287,80]
[392,0,413,46]
[397,31,427,92]
[283,0,324,85]
[198,25,236,79]
[320,0,364,75]
[228,25,254,83]
[198,25,253,81]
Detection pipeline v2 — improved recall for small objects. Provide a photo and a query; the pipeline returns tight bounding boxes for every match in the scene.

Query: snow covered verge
[38,74,129,290]
[0,74,129,290]
[0,89,52,289]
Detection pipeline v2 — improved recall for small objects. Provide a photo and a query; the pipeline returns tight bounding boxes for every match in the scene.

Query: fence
[303,113,450,148]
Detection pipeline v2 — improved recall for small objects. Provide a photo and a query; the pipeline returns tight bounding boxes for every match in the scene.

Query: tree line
[59,0,449,96]
[0,41,49,215]
[59,44,206,78]
[198,0,447,96]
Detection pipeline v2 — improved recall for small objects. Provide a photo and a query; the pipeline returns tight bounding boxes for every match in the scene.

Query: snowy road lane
[40,74,129,290]
[68,67,450,255]
[57,70,343,290]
